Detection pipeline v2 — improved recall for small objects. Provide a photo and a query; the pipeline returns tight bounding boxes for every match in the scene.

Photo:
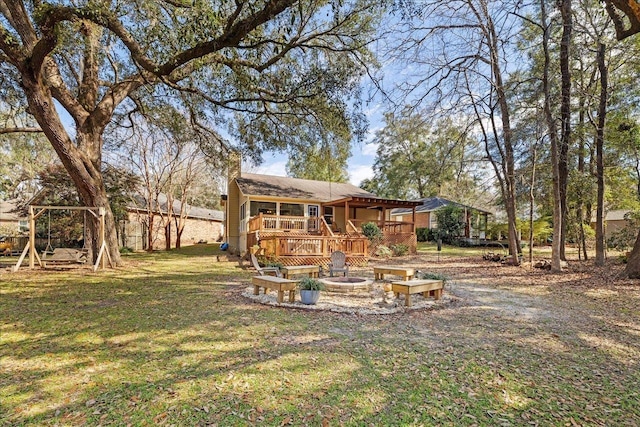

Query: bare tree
[386,0,524,264]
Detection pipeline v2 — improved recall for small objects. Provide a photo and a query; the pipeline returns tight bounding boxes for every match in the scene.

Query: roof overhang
[322,196,423,210]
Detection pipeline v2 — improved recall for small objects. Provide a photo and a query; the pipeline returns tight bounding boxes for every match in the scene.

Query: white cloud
[362,140,379,156]
[247,159,288,177]
[349,164,374,186]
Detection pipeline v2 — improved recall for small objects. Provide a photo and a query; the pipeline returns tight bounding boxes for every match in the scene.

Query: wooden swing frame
[12,205,113,272]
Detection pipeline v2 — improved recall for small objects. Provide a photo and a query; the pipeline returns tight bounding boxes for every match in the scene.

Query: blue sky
[248,89,390,187]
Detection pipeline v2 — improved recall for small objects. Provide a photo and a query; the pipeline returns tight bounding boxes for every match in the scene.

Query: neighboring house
[590,210,634,239]
[223,160,421,265]
[0,199,29,234]
[391,196,492,240]
[122,194,224,251]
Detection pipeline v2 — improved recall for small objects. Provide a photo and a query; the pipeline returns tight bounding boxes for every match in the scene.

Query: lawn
[2,244,639,426]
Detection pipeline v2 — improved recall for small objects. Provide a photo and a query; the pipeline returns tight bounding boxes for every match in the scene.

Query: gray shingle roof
[128,194,224,221]
[235,173,376,202]
[0,199,25,221]
[392,196,493,215]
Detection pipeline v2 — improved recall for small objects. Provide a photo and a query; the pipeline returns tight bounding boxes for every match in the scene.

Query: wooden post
[29,206,35,268]
[412,206,416,232]
[344,200,349,233]
[99,208,106,270]
[382,207,386,230]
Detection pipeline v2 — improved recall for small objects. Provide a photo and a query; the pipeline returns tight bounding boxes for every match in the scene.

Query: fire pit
[319,276,373,293]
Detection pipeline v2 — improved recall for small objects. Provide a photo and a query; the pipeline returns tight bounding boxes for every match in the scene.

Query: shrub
[391,243,409,256]
[361,222,383,243]
[298,277,325,291]
[435,206,465,243]
[416,227,431,242]
[257,255,283,269]
[416,271,448,284]
[374,245,393,258]
[119,246,134,254]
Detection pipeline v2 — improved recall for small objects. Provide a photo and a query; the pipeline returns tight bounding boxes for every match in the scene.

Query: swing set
[12,205,113,272]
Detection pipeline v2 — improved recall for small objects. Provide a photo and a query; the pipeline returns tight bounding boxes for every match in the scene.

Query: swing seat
[42,248,88,267]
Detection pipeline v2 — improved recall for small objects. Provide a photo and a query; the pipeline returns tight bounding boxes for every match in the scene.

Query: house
[122,194,224,251]
[223,159,422,266]
[0,199,29,234]
[590,209,635,239]
[391,196,492,240]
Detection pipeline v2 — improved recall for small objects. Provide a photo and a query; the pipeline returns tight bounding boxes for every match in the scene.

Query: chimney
[228,150,241,183]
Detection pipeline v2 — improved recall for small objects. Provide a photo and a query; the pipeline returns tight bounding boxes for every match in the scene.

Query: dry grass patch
[1,245,639,425]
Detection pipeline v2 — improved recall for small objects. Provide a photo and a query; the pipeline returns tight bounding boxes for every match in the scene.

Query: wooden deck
[247,214,415,265]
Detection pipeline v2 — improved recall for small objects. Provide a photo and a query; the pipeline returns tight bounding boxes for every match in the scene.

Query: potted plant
[298,277,325,305]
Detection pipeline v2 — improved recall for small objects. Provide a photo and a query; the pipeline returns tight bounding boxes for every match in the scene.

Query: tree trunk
[147,215,155,252]
[529,143,537,264]
[165,223,171,251]
[21,74,123,266]
[623,230,640,277]
[558,0,573,262]
[541,0,563,271]
[486,8,520,266]
[176,228,183,249]
[595,42,607,266]
[577,65,588,261]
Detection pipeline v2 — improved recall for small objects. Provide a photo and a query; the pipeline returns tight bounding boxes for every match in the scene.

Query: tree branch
[603,0,640,39]
[0,126,43,134]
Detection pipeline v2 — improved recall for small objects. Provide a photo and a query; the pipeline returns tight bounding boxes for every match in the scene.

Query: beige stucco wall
[603,219,629,239]
[227,180,241,253]
[392,212,430,228]
[354,208,379,222]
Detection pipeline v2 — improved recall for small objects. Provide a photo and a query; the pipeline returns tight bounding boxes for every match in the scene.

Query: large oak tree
[0,0,376,265]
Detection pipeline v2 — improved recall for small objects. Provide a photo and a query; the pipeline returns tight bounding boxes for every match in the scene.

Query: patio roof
[322,196,422,209]
[392,196,493,215]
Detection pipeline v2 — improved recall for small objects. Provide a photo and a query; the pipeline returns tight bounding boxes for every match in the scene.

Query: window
[308,205,319,218]
[240,202,246,232]
[279,203,304,216]
[18,220,28,232]
[250,201,276,216]
[323,206,334,224]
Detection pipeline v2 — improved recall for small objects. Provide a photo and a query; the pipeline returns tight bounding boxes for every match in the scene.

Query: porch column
[382,207,386,226]
[344,200,349,231]
[412,206,416,232]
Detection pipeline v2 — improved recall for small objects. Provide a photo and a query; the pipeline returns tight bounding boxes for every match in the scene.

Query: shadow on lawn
[2,257,640,425]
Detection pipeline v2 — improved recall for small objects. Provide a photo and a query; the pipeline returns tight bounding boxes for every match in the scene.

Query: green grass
[1,243,638,426]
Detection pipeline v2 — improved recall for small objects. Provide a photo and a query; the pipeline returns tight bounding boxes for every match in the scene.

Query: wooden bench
[42,248,88,267]
[281,265,320,279]
[374,266,415,281]
[391,279,444,307]
[252,276,297,303]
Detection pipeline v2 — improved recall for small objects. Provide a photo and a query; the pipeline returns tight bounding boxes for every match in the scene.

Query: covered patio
[252,196,422,266]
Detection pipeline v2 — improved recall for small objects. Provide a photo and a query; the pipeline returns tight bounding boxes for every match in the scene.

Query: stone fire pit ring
[319,276,373,293]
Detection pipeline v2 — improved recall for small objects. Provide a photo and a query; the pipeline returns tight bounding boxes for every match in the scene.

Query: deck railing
[350,219,414,234]
[248,214,321,233]
[259,235,368,257]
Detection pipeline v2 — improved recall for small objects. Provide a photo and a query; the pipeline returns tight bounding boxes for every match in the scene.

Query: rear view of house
[222,159,421,266]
